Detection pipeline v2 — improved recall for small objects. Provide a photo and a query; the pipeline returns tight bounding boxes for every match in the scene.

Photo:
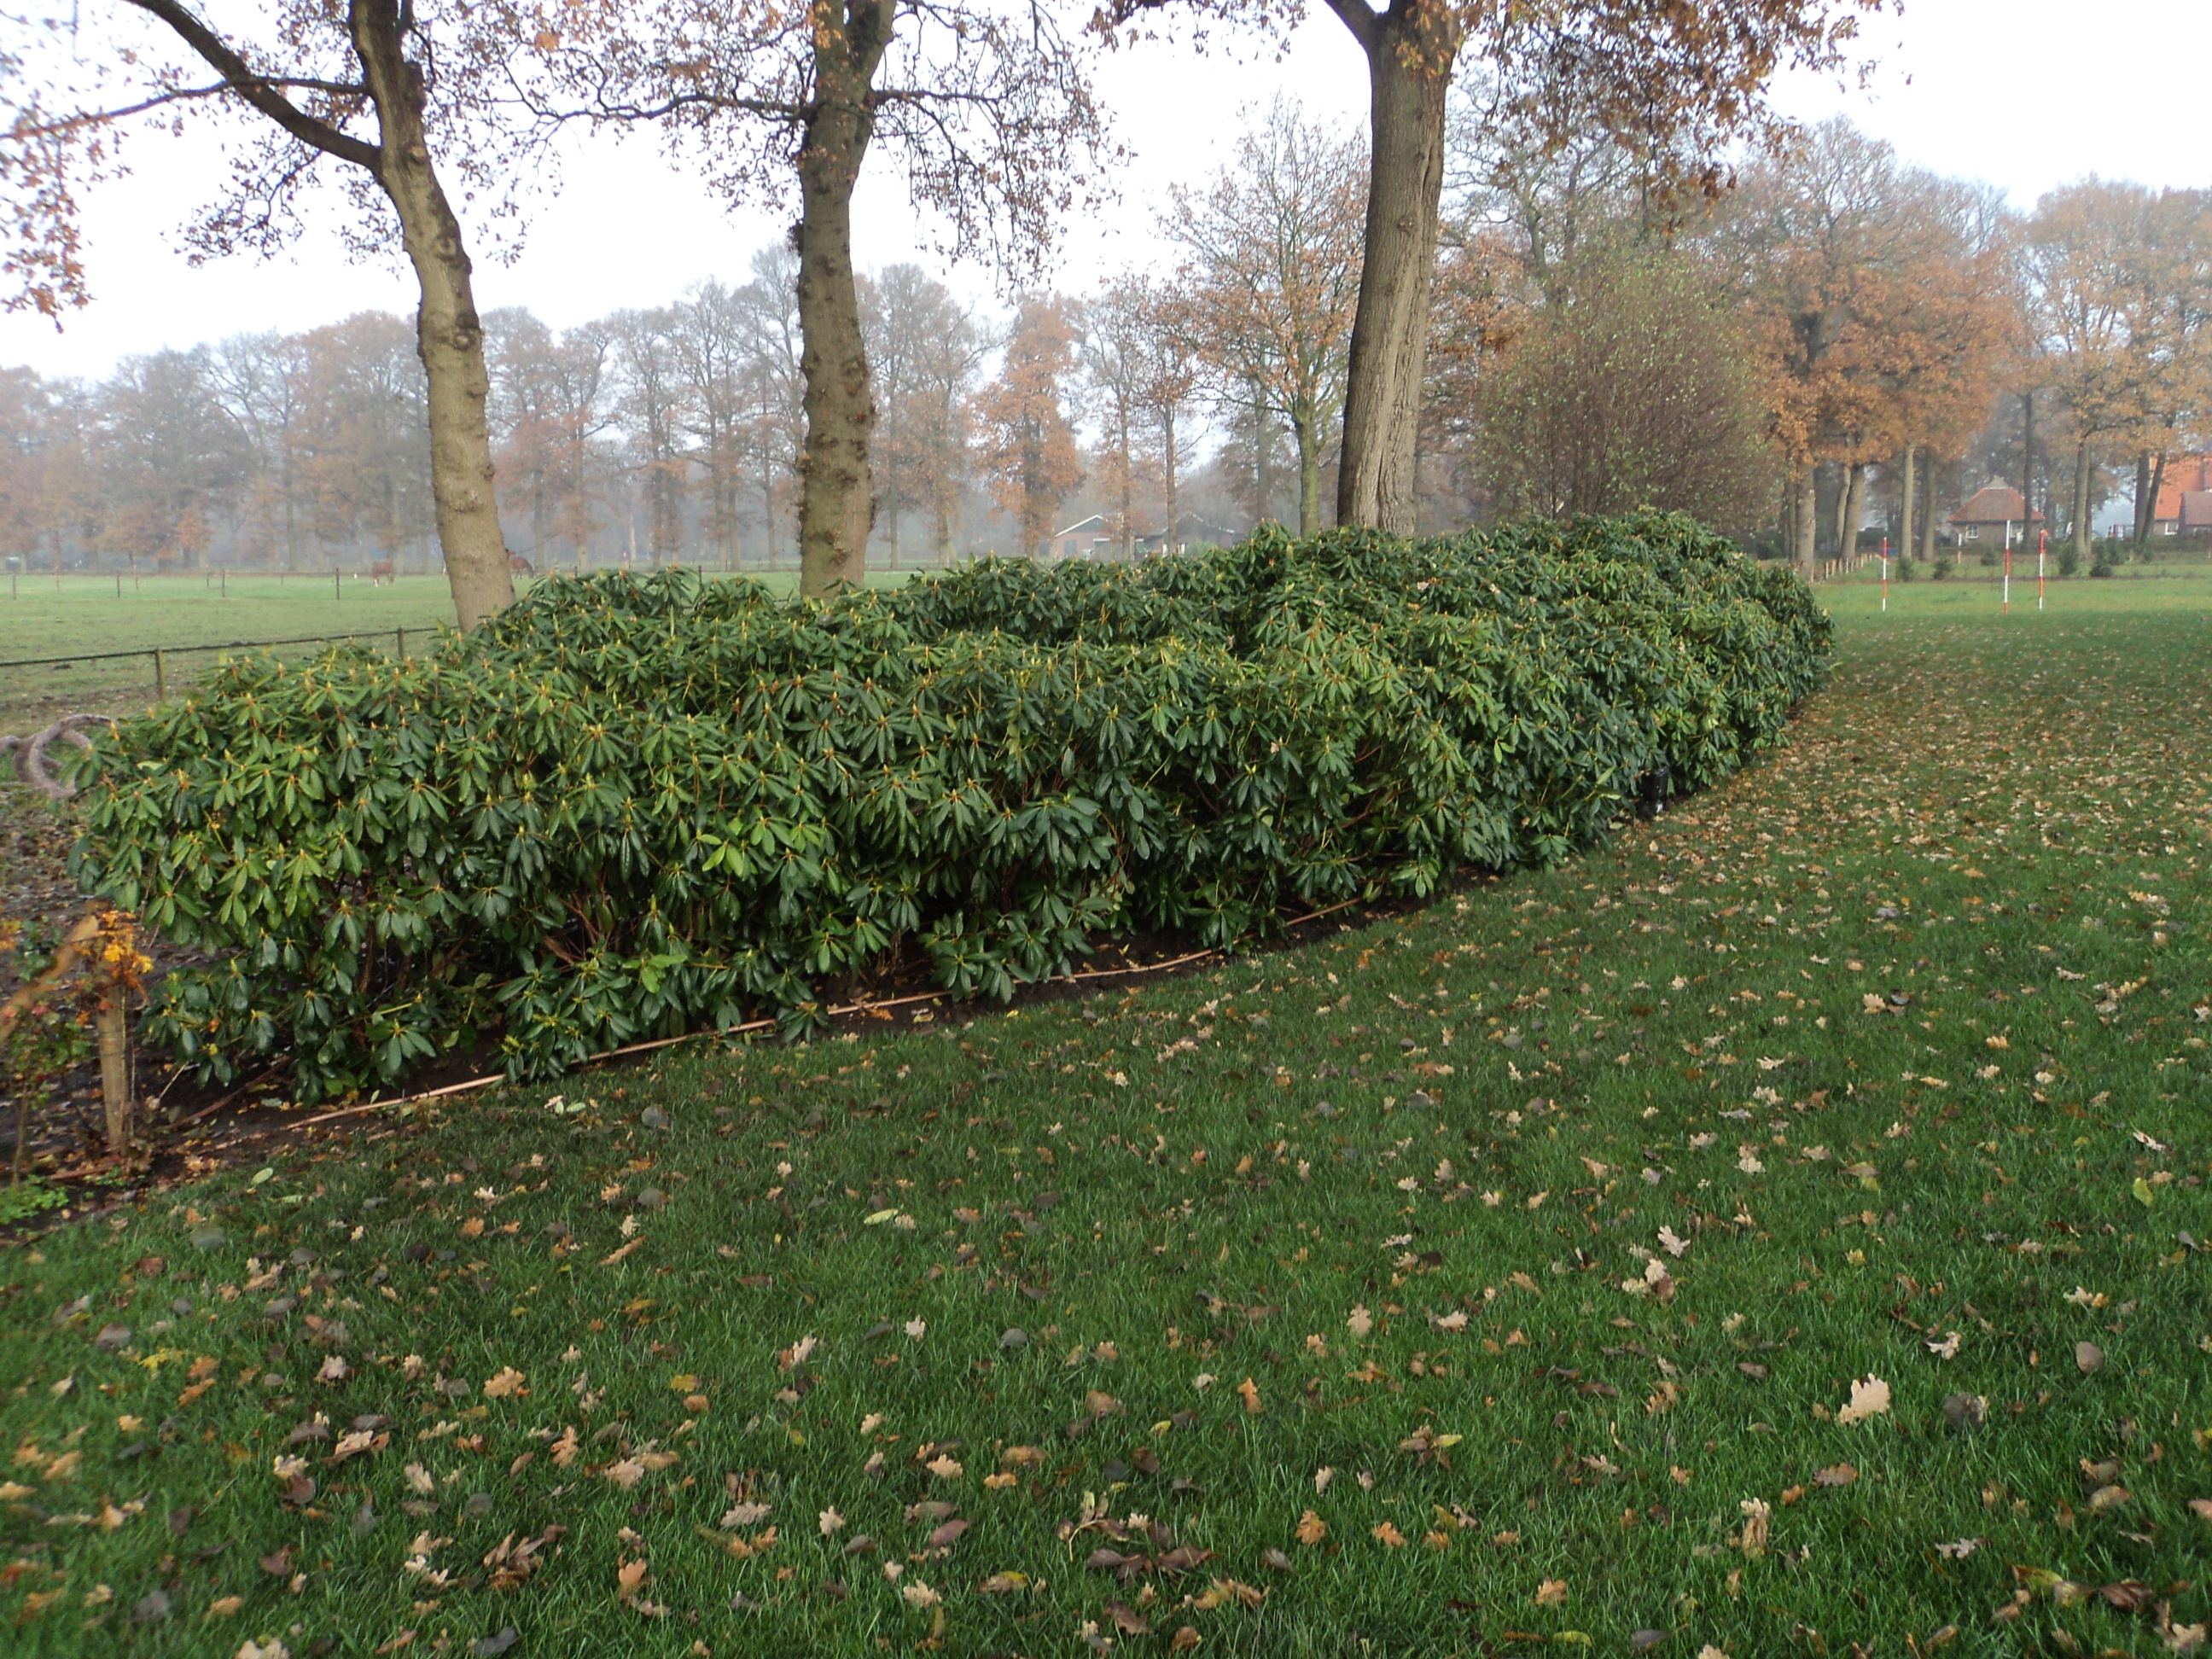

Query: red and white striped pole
[1880,536,1889,612]
[2038,528,2046,610]
[2003,527,2012,614]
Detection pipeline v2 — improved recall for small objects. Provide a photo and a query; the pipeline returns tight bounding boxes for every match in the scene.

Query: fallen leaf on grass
[1295,1511,1327,1546]
[1372,1522,1406,1548]
[1535,1579,1568,1607]
[482,1368,526,1399]
[977,1571,1029,1593]
[1237,1377,1261,1413]
[925,1454,963,1479]
[1836,1376,1890,1425]
[1103,1599,1150,1635]
[1346,1306,1374,1338]
[615,1558,649,1603]
[1813,1464,1857,1487]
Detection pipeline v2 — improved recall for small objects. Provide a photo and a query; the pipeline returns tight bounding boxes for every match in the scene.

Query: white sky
[3,0,2204,381]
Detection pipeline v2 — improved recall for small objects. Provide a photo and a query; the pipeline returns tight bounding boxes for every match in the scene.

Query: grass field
[3,573,2212,1657]
[0,567,928,736]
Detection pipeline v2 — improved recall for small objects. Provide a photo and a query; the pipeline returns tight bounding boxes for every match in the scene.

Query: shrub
[73,514,1830,1100]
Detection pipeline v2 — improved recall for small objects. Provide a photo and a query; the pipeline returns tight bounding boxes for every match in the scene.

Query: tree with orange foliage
[975,299,1085,558]
[1706,119,2012,573]
[2023,182,2212,562]
[1095,0,1882,538]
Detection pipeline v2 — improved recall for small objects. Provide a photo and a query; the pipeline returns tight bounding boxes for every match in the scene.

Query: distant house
[1137,513,1239,556]
[1047,515,1118,560]
[2151,453,2212,537]
[1049,511,1242,560]
[1947,485,2042,544]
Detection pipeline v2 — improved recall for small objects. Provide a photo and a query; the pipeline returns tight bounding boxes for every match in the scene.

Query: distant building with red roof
[1948,485,2042,544]
[2151,453,2212,537]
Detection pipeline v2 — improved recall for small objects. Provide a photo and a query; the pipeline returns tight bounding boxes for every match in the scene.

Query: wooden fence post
[97,992,131,1157]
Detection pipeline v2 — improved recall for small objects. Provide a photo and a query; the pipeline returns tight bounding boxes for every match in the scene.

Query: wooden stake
[96,994,131,1157]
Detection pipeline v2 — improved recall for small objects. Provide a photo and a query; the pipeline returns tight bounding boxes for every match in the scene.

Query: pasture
[0,566,931,737]
[3,567,2210,1656]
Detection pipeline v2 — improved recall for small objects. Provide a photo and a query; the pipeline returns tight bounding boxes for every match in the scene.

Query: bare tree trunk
[1330,0,1455,533]
[1920,460,1937,563]
[2070,440,2092,567]
[1837,463,1866,565]
[1118,412,1134,561]
[793,4,892,600]
[1292,405,1320,538]
[1162,406,1180,552]
[352,3,513,632]
[2134,450,2166,558]
[2133,451,2151,549]
[1794,468,1817,582]
[1899,445,1916,562]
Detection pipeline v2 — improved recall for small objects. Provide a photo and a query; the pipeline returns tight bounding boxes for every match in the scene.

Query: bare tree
[1167,102,1364,536]
[523,0,1104,597]
[0,1,546,626]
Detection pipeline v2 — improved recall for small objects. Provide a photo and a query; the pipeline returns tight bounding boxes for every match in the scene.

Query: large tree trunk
[1793,467,1817,582]
[791,2,892,600]
[1162,406,1180,551]
[1898,445,1916,562]
[1291,405,1320,538]
[2134,450,2166,559]
[1119,412,1135,560]
[1330,0,1455,533]
[352,3,513,632]
[1837,462,1866,565]
[2132,450,2152,549]
[1920,461,1937,562]
[2070,441,2092,568]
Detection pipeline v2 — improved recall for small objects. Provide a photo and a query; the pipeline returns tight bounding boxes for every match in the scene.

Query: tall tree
[975,297,1084,557]
[1166,102,1365,536]
[1706,119,2012,575]
[527,0,1103,598]
[606,308,690,566]
[864,264,972,566]
[1098,0,1879,535]
[0,1,538,626]
[1081,276,1155,557]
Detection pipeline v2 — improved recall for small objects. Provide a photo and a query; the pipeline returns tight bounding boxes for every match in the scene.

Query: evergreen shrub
[73,513,1830,1098]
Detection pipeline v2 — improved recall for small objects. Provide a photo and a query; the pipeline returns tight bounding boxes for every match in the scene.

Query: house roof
[1949,485,2042,526]
[2182,491,2212,529]
[1051,514,1108,538]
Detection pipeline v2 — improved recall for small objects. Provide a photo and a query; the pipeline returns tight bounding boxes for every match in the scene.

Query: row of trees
[2,0,1873,623]
[6,79,2207,580]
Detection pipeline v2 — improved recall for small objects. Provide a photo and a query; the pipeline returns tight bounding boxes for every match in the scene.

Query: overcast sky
[4,0,2203,381]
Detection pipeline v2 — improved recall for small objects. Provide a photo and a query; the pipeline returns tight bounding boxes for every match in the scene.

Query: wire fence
[0,627,418,737]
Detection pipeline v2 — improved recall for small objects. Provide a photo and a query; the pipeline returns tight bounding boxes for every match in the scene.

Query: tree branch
[1318,0,1380,55]
[120,0,380,171]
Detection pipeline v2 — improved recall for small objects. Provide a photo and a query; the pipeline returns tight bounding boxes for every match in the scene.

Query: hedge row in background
[72,514,1831,1100]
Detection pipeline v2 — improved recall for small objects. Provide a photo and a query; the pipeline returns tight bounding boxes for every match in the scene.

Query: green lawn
[4,578,2212,1656]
